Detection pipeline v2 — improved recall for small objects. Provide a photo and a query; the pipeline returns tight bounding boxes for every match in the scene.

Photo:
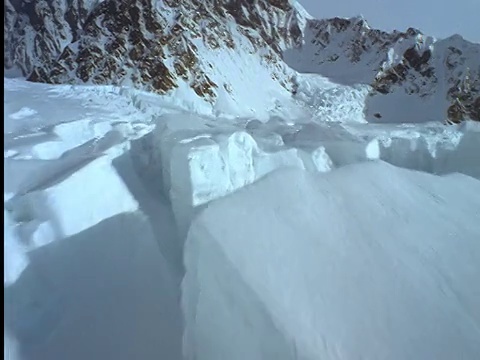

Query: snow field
[344,120,480,179]
[4,77,480,360]
[378,131,480,179]
[293,74,371,123]
[4,2,480,357]
[135,114,479,245]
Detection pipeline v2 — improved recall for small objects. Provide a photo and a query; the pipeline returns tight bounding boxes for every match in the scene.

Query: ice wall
[142,116,479,243]
[141,115,334,238]
[183,161,480,360]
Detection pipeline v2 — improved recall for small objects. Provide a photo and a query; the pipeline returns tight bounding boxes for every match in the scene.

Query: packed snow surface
[183,161,480,360]
[4,76,480,360]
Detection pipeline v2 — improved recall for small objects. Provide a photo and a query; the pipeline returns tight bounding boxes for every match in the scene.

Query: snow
[282,122,381,166]
[343,121,480,179]
[144,115,339,237]
[4,213,183,360]
[4,78,183,360]
[4,209,28,287]
[377,131,480,179]
[7,155,139,240]
[173,132,296,233]
[4,328,21,360]
[4,69,480,360]
[183,161,480,360]
[4,0,480,355]
[284,17,480,125]
[299,0,480,43]
[172,34,301,121]
[293,74,370,123]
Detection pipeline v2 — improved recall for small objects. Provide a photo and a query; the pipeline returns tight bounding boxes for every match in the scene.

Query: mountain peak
[283,15,479,123]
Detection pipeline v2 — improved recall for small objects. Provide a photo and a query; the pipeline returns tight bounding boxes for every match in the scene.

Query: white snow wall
[181,222,297,360]
[181,162,480,360]
[132,115,339,238]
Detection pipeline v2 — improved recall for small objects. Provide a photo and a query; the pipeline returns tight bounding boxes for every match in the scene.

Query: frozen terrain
[184,162,480,360]
[5,0,480,125]
[4,73,480,360]
[4,78,183,360]
[4,1,480,359]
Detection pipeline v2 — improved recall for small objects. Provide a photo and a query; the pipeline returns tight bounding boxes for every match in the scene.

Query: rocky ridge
[287,16,480,122]
[5,0,306,102]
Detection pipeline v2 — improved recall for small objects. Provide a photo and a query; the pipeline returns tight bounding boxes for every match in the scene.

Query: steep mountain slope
[4,0,479,123]
[285,16,480,123]
[5,0,310,117]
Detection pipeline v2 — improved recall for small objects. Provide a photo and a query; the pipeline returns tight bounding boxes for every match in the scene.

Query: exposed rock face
[5,0,305,102]
[4,1,479,122]
[4,0,96,75]
[284,17,429,83]
[285,16,480,123]
[441,44,480,123]
[374,35,480,123]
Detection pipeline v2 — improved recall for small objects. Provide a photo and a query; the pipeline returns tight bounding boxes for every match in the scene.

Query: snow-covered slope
[285,16,480,123]
[4,2,480,357]
[5,1,479,123]
[183,161,480,360]
[4,0,310,118]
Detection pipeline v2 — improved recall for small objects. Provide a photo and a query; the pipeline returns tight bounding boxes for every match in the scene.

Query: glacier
[5,76,480,360]
[183,162,480,360]
[3,0,480,355]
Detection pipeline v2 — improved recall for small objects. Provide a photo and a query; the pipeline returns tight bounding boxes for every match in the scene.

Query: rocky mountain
[4,0,309,118]
[4,0,479,123]
[285,16,480,123]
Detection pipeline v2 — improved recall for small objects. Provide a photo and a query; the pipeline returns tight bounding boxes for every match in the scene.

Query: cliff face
[4,0,97,75]
[4,1,479,122]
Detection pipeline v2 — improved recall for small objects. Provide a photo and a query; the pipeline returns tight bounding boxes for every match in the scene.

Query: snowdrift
[183,161,480,360]
[4,213,183,360]
[4,209,28,287]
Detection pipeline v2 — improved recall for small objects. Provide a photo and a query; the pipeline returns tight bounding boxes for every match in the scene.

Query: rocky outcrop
[4,1,479,122]
[373,36,480,123]
[285,16,480,123]
[4,0,96,75]
[442,43,480,123]
[4,0,305,101]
